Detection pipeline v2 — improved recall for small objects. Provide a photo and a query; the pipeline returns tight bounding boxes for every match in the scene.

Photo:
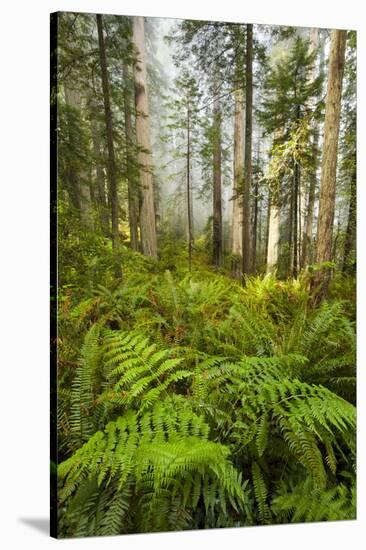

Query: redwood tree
[242,23,253,277]
[96,14,121,277]
[312,30,347,299]
[132,16,158,258]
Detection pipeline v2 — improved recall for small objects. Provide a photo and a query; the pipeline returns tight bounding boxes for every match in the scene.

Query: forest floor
[56,240,356,536]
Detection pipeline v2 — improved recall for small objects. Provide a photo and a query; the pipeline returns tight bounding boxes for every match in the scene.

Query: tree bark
[312,29,347,299]
[251,129,261,272]
[187,103,193,271]
[123,62,139,252]
[64,87,81,211]
[64,86,92,228]
[342,168,356,273]
[302,152,317,266]
[90,111,109,235]
[266,199,280,274]
[132,16,158,258]
[231,88,244,277]
[302,28,321,268]
[265,193,271,269]
[288,180,294,276]
[242,23,253,277]
[96,14,121,277]
[252,169,259,273]
[293,160,299,277]
[258,195,263,268]
[212,98,223,268]
[267,130,282,274]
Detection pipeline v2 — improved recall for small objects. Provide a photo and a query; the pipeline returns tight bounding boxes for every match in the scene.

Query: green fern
[189,352,355,491]
[272,477,356,522]
[58,396,248,536]
[98,330,193,413]
[69,324,102,447]
[252,462,271,524]
[57,259,356,534]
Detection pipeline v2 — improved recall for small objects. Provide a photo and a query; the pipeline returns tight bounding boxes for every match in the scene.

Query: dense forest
[51,11,356,538]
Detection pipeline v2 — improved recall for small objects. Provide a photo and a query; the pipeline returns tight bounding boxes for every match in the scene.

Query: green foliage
[58,397,248,536]
[69,324,102,446]
[260,36,322,139]
[55,12,356,538]
[99,330,193,413]
[272,477,356,522]
[58,257,356,534]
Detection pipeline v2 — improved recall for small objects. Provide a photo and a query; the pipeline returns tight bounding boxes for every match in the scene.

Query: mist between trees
[52,12,356,538]
[54,13,355,290]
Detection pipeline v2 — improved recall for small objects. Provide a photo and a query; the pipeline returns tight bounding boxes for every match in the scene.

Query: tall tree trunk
[298,170,303,269]
[231,88,244,277]
[212,98,223,268]
[258,192,263,268]
[293,160,299,277]
[288,183,294,276]
[302,154,317,266]
[267,130,282,274]
[332,210,341,264]
[302,28,321,268]
[64,86,92,227]
[298,170,305,269]
[258,206,262,267]
[187,103,193,271]
[342,168,356,273]
[266,198,280,274]
[96,14,122,278]
[242,23,253,277]
[265,192,271,269]
[123,62,139,252]
[64,87,81,211]
[90,111,109,235]
[312,29,347,299]
[132,16,158,258]
[251,133,261,273]
[252,173,259,274]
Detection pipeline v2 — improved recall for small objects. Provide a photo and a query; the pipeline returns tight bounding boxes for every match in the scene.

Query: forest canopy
[51,12,356,538]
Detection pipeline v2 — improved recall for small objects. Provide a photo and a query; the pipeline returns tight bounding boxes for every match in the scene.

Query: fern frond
[252,462,271,524]
[59,397,249,535]
[99,331,193,413]
[272,478,356,522]
[69,324,101,447]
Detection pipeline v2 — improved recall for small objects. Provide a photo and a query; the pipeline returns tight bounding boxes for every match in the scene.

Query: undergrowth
[56,242,356,536]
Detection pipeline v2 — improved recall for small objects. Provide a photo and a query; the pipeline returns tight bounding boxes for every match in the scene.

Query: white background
[0,0,364,548]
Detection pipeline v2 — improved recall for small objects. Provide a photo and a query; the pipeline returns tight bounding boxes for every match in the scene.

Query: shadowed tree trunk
[187,103,193,271]
[64,86,81,212]
[242,23,253,277]
[64,86,92,228]
[302,143,317,266]
[302,28,321,268]
[132,16,157,258]
[288,180,294,276]
[257,203,262,266]
[312,29,347,300]
[212,97,223,268]
[123,62,139,252]
[293,159,300,277]
[251,129,261,272]
[90,106,109,236]
[342,168,356,273]
[265,193,271,269]
[231,88,244,278]
[96,14,121,278]
[252,168,259,273]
